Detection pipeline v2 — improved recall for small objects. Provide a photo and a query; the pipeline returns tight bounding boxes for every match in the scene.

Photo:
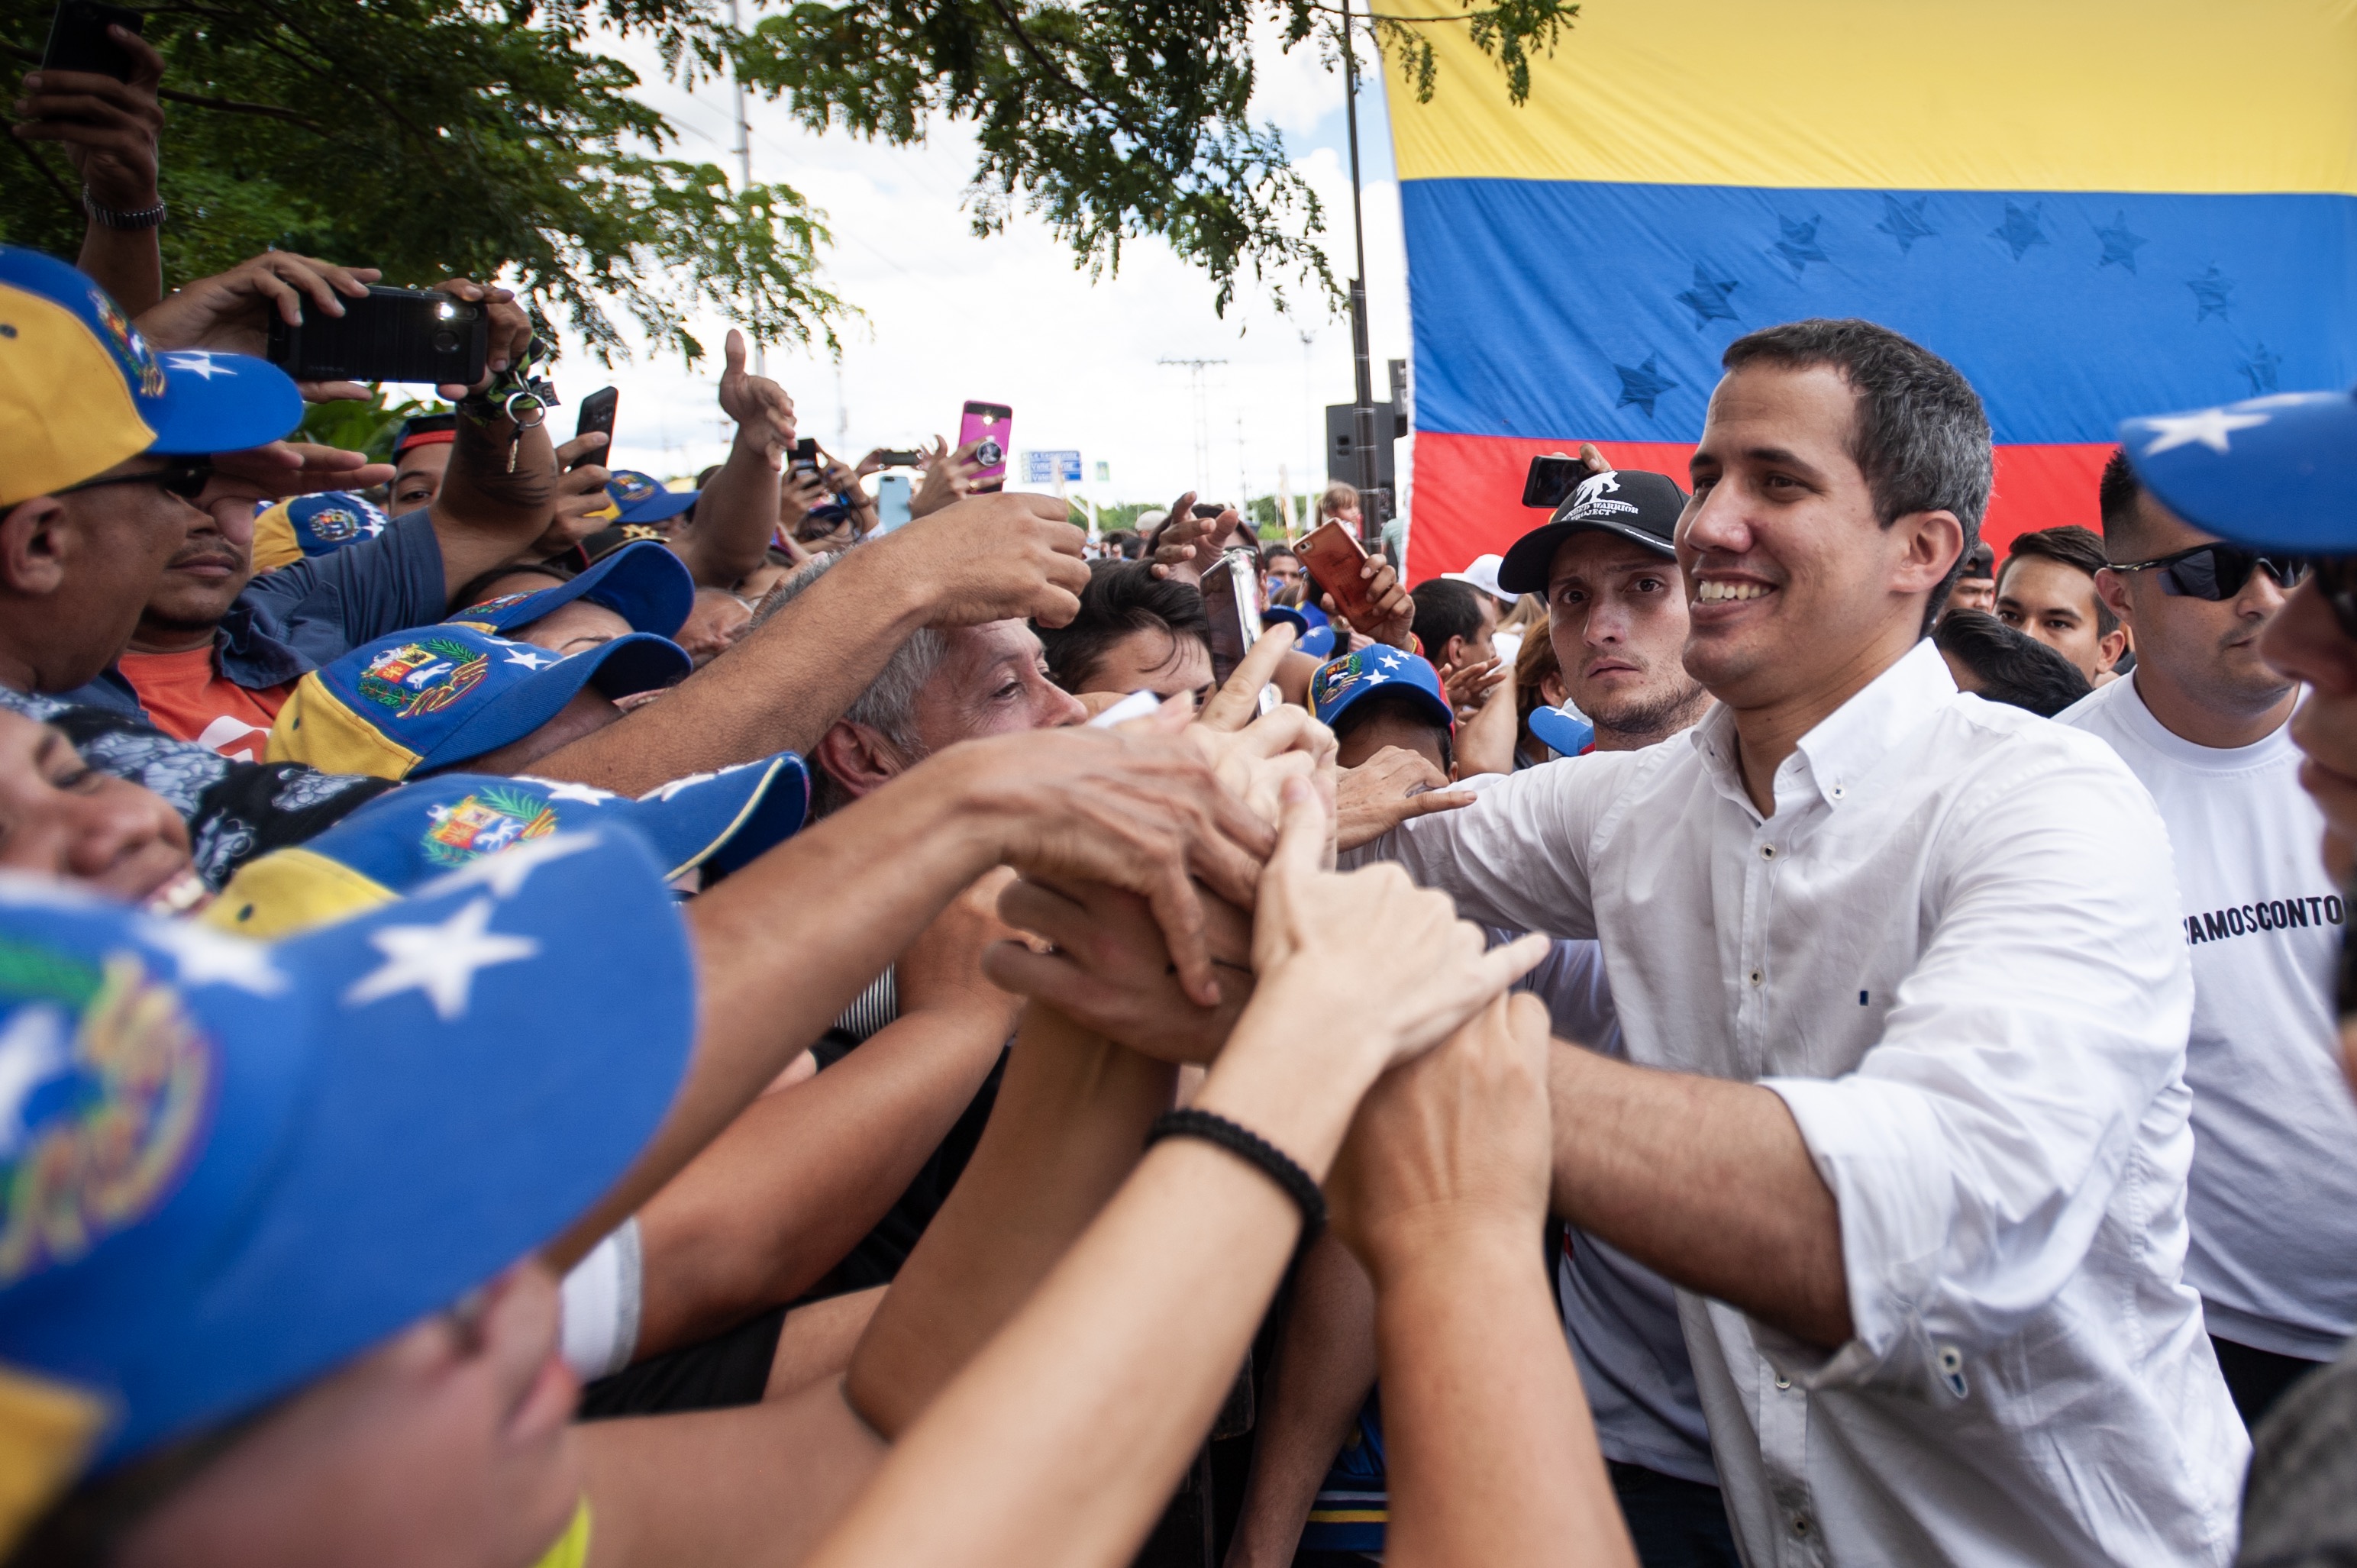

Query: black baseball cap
[1497,468,1687,595]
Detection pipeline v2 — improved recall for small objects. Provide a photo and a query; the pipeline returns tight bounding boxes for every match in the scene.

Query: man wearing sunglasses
[2053,450,2351,1431]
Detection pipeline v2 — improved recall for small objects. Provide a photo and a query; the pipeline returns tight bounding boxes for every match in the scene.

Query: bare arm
[670,329,793,589]
[1550,1044,1852,1348]
[530,492,1093,793]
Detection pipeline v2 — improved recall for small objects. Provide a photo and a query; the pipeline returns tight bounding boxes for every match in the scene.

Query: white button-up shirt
[1384,639,2247,1566]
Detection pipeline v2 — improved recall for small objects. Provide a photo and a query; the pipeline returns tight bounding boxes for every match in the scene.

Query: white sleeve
[1375,753,1644,938]
[1758,744,2192,1399]
[559,1217,644,1381]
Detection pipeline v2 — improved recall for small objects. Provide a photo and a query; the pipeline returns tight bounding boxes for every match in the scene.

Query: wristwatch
[82,189,167,231]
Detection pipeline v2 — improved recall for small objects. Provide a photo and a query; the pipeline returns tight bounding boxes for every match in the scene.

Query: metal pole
[727,0,766,377]
[1340,0,1381,549]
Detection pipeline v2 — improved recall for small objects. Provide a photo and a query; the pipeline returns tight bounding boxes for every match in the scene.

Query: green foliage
[297,386,444,459]
[1247,492,1315,534]
[0,0,846,363]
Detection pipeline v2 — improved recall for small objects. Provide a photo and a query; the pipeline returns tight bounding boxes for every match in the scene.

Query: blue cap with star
[0,245,303,507]
[264,621,691,780]
[1311,647,1454,732]
[447,540,694,640]
[0,830,695,1467]
[2118,389,2357,553]
[204,754,812,940]
[603,469,699,526]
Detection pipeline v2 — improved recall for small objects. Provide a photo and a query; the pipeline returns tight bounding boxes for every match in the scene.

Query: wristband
[83,190,166,231]
[1145,1108,1327,1248]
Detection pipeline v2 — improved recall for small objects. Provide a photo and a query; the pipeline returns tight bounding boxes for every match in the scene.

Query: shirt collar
[1684,637,1958,816]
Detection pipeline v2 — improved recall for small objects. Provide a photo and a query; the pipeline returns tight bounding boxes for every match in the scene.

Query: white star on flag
[647,772,718,802]
[2136,407,2271,457]
[344,897,540,1021]
[420,831,600,901]
[518,778,616,805]
[502,647,554,670]
[1361,671,1391,686]
[1375,650,1405,670]
[0,1008,70,1157]
[162,352,231,381]
[143,919,290,995]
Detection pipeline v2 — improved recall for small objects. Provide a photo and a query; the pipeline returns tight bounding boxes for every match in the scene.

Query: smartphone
[40,0,142,80]
[265,286,488,388]
[570,386,618,471]
[874,474,912,532]
[1200,549,1266,690]
[1191,502,1225,521]
[1296,518,1380,624]
[958,401,1012,493]
[789,437,819,476]
[875,449,922,469]
[1522,453,1590,510]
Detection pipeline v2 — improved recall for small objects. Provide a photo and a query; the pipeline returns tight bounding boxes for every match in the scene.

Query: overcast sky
[586,21,1413,518]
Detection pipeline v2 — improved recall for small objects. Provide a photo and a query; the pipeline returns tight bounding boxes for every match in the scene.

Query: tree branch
[153,86,327,132]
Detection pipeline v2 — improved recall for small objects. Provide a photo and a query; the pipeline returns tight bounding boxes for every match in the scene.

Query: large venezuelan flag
[1387,0,2357,582]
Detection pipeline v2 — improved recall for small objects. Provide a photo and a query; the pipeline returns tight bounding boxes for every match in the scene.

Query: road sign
[1023,449,1083,484]
[1093,461,1110,482]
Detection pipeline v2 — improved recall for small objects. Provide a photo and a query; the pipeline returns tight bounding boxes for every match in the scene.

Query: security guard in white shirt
[1379,319,2245,1567]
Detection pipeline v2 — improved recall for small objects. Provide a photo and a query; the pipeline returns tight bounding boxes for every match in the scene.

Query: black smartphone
[1190,502,1225,520]
[1522,453,1590,510]
[40,0,142,80]
[790,437,820,476]
[265,286,489,388]
[876,449,922,468]
[570,387,617,471]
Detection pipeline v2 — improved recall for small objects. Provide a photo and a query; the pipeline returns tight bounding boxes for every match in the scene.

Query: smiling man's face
[1545,530,1706,747]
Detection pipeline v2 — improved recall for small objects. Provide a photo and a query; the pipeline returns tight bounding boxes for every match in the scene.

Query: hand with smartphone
[909,434,986,520]
[958,401,1012,494]
[1297,521,1415,650]
[20,2,163,219]
[1521,442,1616,508]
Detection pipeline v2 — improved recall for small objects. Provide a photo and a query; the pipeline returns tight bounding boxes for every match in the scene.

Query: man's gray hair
[1720,318,1994,628]
[754,550,948,757]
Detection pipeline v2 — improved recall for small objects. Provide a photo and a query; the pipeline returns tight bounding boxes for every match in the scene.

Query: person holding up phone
[12,7,167,315]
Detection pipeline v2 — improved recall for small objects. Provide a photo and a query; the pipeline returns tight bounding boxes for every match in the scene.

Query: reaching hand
[1578,440,1612,476]
[134,253,381,402]
[1442,655,1507,718]
[983,878,1253,1063]
[202,443,395,511]
[428,276,533,398]
[1321,557,1415,651]
[1335,747,1474,850]
[884,491,1090,628]
[527,433,614,553]
[1195,623,1300,731]
[718,329,796,463]
[1247,779,1546,1073]
[1147,492,1239,587]
[1326,992,1557,1277]
[11,29,164,209]
[897,866,1028,1025]
[910,436,986,519]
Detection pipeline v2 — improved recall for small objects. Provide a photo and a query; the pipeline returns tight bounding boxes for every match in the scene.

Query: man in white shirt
[2058,450,2352,1426]
[1380,318,2245,1566]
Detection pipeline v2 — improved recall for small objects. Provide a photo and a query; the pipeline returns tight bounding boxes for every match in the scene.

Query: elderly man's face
[908,621,1089,753]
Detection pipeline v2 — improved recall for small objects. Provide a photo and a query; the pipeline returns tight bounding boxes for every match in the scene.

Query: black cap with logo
[1497,469,1689,595]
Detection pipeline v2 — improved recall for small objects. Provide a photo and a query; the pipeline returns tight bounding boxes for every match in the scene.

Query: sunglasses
[56,461,215,502]
[2107,542,2310,601]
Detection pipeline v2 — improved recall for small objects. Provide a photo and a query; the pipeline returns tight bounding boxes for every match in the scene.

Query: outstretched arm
[673,329,796,589]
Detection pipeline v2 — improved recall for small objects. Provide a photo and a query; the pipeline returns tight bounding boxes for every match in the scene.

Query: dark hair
[1962,540,1996,578]
[1035,560,1212,693]
[1263,543,1300,566]
[1721,318,1994,629]
[2096,447,2148,550]
[1408,577,1484,655]
[2000,525,2118,636]
[1933,609,2093,717]
[1332,688,1454,773]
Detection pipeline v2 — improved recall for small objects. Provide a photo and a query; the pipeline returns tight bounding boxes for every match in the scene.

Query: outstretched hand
[718,328,796,463]
[885,490,1091,628]
[134,253,380,402]
[983,878,1253,1063]
[1322,557,1415,651]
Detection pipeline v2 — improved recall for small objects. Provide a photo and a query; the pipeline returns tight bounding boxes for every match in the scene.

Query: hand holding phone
[265,286,489,388]
[958,401,1012,493]
[570,387,618,472]
[40,0,143,81]
[1296,519,1380,624]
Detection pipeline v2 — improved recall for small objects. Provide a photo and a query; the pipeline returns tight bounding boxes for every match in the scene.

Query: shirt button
[1759,844,1777,860]
[1830,784,1846,800]
[1794,1515,1812,1537]
[1748,969,1765,986]
[1774,1373,1791,1390]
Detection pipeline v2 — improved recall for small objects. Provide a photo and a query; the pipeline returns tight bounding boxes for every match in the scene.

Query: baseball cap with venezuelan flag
[249,491,390,573]
[265,622,689,779]
[0,245,303,508]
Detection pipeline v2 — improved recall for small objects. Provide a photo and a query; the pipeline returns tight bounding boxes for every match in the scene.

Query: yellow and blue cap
[205,755,811,940]
[604,469,698,526]
[1311,648,1454,732]
[249,491,390,574]
[0,832,695,1467]
[265,622,690,781]
[0,245,303,508]
[449,540,694,640]
[2119,389,2357,554]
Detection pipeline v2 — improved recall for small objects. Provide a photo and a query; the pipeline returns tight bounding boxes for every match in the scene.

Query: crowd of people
[8,36,2357,1568]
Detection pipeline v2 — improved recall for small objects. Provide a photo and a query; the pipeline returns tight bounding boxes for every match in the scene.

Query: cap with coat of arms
[203,753,812,940]
[248,491,390,574]
[1310,647,1454,731]
[263,621,690,781]
[449,540,693,640]
[0,246,305,508]
[604,469,699,527]
[0,830,696,1468]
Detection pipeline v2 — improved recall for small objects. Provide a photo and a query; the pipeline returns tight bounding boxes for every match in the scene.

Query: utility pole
[1156,357,1226,488]
[726,0,765,377]
[1339,0,1383,549]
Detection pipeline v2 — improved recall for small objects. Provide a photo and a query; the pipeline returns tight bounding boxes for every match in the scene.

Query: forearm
[1549,1043,1852,1347]
[547,760,1005,1265]
[1227,1233,1377,1568]
[531,541,931,792]
[676,426,782,589]
[427,407,561,601]
[1374,1229,1635,1568]
[631,1001,1012,1356]
[844,1006,1177,1434]
[78,225,161,316]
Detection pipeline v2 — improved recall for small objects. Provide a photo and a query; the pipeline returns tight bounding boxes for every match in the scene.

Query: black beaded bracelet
[1145,1108,1327,1246]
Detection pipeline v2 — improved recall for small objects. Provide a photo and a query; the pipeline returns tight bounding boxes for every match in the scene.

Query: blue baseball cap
[0,245,305,507]
[2118,390,2357,553]
[1311,648,1454,731]
[0,829,696,1466]
[1526,704,1595,758]
[205,755,812,940]
[1261,608,1336,660]
[249,491,390,573]
[265,622,691,780]
[448,540,694,640]
[605,469,699,526]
